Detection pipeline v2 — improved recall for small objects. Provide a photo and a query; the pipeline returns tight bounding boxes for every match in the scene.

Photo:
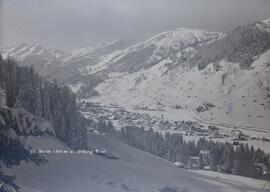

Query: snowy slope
[1,43,72,80]
[67,28,222,96]
[1,43,69,63]
[190,169,270,192]
[91,50,270,130]
[3,134,269,192]
[79,21,270,133]
[0,40,131,81]
[82,28,222,75]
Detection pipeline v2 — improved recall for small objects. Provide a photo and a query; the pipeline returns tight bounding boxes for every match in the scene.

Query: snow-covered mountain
[66,28,223,97]
[1,43,70,80]
[1,40,131,81]
[91,49,270,128]
[1,43,68,63]
[80,28,222,74]
[77,19,270,150]
[2,19,270,148]
[78,20,270,130]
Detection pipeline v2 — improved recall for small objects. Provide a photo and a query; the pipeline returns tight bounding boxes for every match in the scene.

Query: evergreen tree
[0,56,87,149]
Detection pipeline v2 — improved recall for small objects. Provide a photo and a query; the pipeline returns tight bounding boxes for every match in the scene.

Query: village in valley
[80,101,270,176]
[80,101,270,150]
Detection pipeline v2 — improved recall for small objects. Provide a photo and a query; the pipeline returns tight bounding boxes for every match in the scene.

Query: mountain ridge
[2,19,270,150]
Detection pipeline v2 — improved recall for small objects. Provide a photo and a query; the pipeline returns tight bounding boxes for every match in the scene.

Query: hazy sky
[1,0,270,50]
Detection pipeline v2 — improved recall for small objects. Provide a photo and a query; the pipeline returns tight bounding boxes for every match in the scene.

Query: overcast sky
[1,0,270,50]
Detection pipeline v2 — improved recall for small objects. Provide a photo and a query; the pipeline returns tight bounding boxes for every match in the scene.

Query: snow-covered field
[190,169,270,192]
[3,134,269,192]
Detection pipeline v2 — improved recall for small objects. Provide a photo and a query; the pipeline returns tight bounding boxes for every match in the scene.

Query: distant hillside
[195,20,270,69]
[1,40,132,82]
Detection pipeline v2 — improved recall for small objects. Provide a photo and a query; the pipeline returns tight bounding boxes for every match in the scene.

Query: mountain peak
[146,28,222,49]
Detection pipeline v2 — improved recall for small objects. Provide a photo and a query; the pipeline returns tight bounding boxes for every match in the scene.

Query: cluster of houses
[81,102,209,133]
[81,102,251,146]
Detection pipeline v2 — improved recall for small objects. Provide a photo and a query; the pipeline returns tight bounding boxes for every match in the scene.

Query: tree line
[97,119,270,180]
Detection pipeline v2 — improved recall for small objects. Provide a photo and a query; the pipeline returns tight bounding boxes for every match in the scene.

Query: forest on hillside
[0,56,87,149]
[96,119,270,180]
[0,56,89,191]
